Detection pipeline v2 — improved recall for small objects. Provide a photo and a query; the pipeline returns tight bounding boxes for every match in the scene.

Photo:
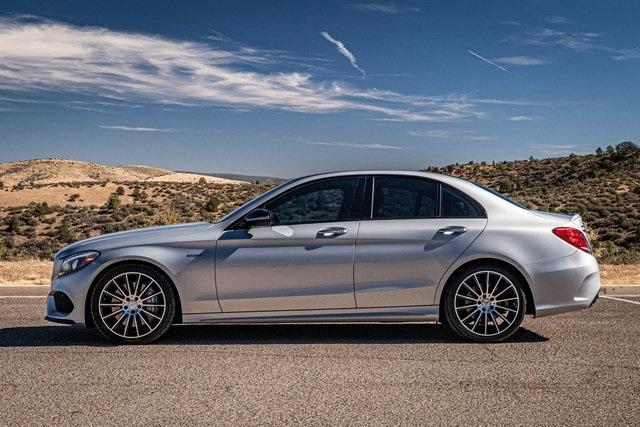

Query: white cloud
[346,3,420,14]
[407,130,490,141]
[522,27,640,61]
[493,56,551,66]
[98,125,178,132]
[320,31,366,76]
[0,17,491,122]
[508,116,536,121]
[545,16,570,24]
[308,141,402,150]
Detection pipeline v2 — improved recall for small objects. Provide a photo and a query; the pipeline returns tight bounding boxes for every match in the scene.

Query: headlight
[58,251,99,278]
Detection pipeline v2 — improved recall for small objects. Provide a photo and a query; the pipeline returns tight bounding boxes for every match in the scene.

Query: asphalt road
[1,296,639,426]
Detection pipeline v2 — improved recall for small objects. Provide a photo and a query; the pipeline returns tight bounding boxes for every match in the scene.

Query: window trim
[257,175,365,227]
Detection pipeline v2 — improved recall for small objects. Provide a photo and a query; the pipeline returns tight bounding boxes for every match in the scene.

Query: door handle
[316,227,347,238]
[436,225,468,236]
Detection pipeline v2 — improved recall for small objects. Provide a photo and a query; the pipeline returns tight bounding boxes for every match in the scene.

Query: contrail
[467,50,510,72]
[321,31,366,76]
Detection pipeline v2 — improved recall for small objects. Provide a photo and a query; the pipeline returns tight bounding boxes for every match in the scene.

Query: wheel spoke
[110,279,127,298]
[125,274,132,295]
[495,305,517,313]
[103,290,124,302]
[489,312,499,332]
[141,308,162,320]
[494,297,518,304]
[484,312,488,335]
[142,292,162,302]
[109,313,126,331]
[456,303,478,310]
[485,272,490,295]
[99,303,121,307]
[460,309,479,323]
[456,294,477,302]
[102,308,123,320]
[462,282,481,298]
[472,274,483,295]
[495,309,512,326]
[490,276,502,296]
[471,313,482,331]
[123,315,131,337]
[494,284,515,299]
[137,312,152,331]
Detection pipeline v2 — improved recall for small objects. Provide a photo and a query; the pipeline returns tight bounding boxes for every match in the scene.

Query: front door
[354,176,487,308]
[216,177,363,312]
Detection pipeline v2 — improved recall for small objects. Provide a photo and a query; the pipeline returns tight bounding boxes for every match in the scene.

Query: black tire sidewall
[90,264,176,345]
[444,265,526,343]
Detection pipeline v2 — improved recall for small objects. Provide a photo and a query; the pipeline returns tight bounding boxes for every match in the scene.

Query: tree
[6,215,20,234]
[528,155,535,161]
[606,145,615,154]
[116,185,125,196]
[595,147,603,156]
[198,177,207,185]
[615,141,638,154]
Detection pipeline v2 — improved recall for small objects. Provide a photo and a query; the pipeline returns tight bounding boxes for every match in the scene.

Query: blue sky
[0,1,638,177]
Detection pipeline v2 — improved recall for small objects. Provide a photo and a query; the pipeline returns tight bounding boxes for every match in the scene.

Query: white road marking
[601,296,640,306]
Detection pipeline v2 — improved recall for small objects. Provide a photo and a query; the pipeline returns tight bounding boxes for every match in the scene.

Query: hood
[531,210,583,228]
[55,222,216,259]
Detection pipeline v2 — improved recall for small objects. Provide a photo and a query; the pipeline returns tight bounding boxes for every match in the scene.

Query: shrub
[105,194,121,211]
[116,185,125,196]
[203,196,220,212]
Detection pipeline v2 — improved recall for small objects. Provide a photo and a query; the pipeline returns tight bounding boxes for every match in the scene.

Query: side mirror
[243,208,272,227]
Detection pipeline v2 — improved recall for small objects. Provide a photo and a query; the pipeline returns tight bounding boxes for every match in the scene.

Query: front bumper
[44,259,103,326]
[527,249,601,318]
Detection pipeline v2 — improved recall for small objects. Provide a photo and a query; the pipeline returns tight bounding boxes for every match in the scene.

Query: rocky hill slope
[425,141,640,263]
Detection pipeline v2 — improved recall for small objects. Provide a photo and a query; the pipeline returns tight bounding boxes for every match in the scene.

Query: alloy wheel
[453,270,521,337]
[97,272,167,339]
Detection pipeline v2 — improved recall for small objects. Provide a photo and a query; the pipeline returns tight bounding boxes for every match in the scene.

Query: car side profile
[45,171,600,344]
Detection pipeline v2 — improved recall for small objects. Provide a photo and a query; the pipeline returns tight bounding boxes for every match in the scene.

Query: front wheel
[444,265,526,342]
[91,264,176,344]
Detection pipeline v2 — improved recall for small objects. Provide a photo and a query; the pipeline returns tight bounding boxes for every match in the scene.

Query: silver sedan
[45,171,600,344]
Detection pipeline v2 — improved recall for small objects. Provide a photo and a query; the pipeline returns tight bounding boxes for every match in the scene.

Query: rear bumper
[526,250,600,318]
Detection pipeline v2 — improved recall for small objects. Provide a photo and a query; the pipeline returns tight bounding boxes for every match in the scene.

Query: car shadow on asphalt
[0,323,548,347]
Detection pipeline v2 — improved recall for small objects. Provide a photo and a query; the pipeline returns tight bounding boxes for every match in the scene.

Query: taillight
[552,227,591,253]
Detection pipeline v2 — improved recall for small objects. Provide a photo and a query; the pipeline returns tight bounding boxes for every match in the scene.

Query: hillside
[0,159,246,186]
[424,141,640,263]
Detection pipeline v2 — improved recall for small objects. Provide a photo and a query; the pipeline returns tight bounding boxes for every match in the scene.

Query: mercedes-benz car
[45,171,600,344]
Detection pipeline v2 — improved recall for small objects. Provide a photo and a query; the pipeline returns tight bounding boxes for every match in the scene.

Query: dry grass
[0,183,133,208]
[600,264,640,285]
[0,261,638,286]
[0,259,52,285]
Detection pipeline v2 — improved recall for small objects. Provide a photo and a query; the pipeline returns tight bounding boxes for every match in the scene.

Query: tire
[443,265,526,342]
[91,264,176,344]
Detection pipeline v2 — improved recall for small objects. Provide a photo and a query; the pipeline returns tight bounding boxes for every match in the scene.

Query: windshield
[474,183,528,210]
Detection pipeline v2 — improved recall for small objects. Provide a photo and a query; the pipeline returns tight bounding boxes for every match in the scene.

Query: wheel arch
[84,259,183,328]
[437,257,535,320]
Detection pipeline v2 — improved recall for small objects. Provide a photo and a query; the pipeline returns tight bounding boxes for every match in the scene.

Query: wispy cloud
[503,21,522,26]
[345,3,420,14]
[545,16,570,24]
[407,130,491,141]
[0,17,497,122]
[467,50,510,73]
[522,27,640,61]
[320,31,366,76]
[308,141,402,150]
[98,125,179,132]
[493,56,551,66]
[508,115,536,122]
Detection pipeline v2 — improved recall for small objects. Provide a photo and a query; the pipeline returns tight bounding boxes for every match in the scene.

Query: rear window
[474,183,528,209]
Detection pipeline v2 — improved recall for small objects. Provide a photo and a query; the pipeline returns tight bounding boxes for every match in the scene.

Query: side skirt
[182,305,439,324]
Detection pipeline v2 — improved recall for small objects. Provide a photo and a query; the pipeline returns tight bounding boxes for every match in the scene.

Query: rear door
[354,176,487,308]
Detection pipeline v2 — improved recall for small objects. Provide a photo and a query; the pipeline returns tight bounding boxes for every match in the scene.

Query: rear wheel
[444,265,526,342]
[91,264,175,344]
